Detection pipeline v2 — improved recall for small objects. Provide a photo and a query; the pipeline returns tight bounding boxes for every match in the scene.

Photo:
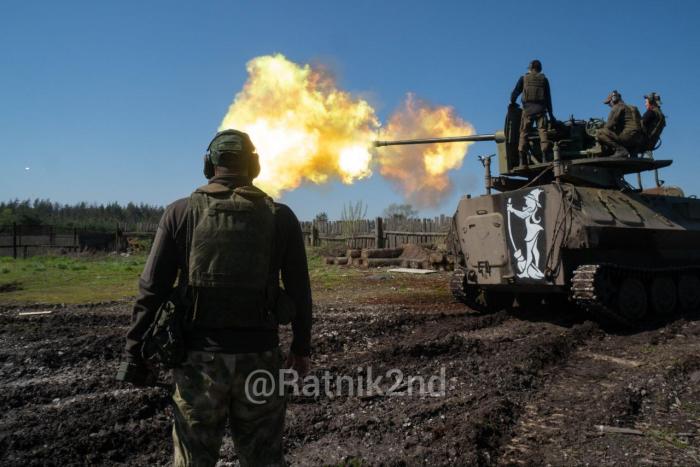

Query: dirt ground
[1,270,699,466]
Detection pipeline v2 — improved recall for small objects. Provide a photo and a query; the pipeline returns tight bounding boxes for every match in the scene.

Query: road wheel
[617,277,647,321]
[650,276,677,315]
[678,274,700,312]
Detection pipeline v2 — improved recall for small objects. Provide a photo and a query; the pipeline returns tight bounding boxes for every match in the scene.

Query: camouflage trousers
[519,111,550,154]
[171,348,286,467]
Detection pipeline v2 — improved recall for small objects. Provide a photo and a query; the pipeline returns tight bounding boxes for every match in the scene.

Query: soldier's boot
[611,146,630,158]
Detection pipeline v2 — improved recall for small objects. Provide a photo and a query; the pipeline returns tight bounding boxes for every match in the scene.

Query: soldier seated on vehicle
[641,92,666,152]
[596,90,644,158]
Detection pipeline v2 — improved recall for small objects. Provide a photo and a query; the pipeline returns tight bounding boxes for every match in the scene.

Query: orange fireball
[219,54,475,207]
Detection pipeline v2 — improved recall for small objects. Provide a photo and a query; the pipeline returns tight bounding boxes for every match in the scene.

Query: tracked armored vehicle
[374,105,700,325]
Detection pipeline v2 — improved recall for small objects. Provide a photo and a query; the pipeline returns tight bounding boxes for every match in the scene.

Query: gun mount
[373,105,672,193]
[374,105,700,328]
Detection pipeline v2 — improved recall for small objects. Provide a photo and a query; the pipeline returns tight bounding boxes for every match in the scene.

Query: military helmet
[644,92,662,106]
[203,129,260,179]
[603,90,621,105]
[207,129,256,166]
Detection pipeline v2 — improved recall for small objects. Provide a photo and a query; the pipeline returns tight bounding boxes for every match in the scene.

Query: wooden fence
[1,216,453,257]
[0,223,119,258]
[118,222,159,234]
[300,216,453,249]
[121,217,455,249]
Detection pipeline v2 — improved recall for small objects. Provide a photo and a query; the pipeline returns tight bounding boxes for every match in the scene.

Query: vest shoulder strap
[194,183,232,194]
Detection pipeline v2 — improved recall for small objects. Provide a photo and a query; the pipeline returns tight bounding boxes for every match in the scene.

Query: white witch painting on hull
[507,188,545,280]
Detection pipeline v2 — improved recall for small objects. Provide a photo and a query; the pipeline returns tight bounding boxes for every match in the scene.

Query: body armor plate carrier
[188,183,277,329]
[523,71,547,104]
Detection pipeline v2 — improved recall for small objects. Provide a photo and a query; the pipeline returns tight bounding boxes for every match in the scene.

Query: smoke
[378,94,475,207]
[219,54,475,205]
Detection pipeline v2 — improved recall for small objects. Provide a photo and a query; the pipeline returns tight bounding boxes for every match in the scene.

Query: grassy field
[305,249,364,289]
[0,249,449,306]
[0,254,146,304]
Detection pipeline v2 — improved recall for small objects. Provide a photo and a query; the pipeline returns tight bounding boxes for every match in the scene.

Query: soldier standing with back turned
[117,129,313,466]
[510,59,555,167]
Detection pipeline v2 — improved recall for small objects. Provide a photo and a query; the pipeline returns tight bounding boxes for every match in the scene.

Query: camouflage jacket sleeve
[276,204,313,357]
[123,201,184,362]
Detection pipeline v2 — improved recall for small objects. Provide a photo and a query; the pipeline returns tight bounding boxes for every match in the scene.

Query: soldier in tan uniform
[510,60,555,167]
[597,90,644,158]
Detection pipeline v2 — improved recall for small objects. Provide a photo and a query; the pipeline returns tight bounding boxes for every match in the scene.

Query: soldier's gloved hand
[116,359,157,387]
[286,352,310,378]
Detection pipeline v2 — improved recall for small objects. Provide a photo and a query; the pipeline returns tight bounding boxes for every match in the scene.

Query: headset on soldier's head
[604,90,621,105]
[203,129,260,180]
[645,92,662,106]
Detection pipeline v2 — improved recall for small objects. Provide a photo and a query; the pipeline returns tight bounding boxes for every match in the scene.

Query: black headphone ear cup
[249,153,261,179]
[203,154,214,179]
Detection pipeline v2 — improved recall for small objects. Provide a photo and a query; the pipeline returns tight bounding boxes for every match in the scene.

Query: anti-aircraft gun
[374,105,700,326]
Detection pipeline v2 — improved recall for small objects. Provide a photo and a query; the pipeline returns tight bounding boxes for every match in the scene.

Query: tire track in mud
[0,310,128,394]
[283,304,600,465]
[0,387,172,467]
[499,318,700,466]
[307,305,511,358]
[0,305,172,467]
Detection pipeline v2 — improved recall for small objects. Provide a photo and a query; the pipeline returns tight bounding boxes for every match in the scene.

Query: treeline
[0,199,164,230]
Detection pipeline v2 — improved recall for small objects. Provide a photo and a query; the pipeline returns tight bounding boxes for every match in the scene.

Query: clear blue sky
[1,0,699,220]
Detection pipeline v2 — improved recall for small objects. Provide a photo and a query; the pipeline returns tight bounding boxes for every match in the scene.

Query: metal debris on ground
[388,268,437,274]
[594,425,644,436]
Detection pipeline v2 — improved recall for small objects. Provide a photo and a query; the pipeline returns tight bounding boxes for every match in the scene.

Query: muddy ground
[1,271,699,466]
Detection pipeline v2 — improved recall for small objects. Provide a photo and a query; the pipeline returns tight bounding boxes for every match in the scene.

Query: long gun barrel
[373,133,504,147]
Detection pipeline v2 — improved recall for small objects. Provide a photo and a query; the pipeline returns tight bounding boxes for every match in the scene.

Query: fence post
[311,220,319,247]
[12,222,17,259]
[375,217,384,249]
[73,227,78,251]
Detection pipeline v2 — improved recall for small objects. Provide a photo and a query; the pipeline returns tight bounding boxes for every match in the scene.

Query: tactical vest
[188,183,277,329]
[623,104,643,134]
[643,108,666,149]
[522,72,547,103]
